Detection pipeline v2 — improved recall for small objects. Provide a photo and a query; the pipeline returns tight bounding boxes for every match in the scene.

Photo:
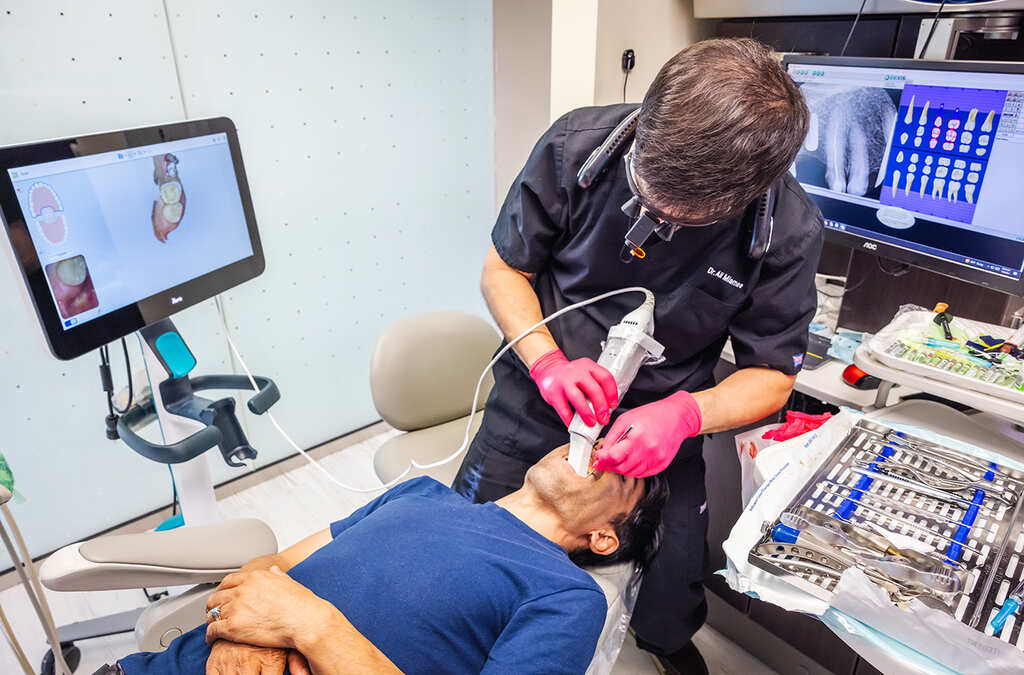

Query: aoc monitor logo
[862,241,878,251]
[171,296,183,305]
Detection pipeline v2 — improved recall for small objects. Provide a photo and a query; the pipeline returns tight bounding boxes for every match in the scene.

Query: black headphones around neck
[576,108,776,262]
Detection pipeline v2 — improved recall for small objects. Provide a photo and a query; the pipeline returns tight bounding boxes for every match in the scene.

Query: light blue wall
[0,0,494,565]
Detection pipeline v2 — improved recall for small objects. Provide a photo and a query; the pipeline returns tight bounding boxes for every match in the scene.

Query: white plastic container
[865,310,1024,405]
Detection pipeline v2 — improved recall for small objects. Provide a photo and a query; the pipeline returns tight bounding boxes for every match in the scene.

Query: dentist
[453,38,823,674]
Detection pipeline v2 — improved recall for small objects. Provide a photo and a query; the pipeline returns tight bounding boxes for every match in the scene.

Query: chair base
[56,607,144,643]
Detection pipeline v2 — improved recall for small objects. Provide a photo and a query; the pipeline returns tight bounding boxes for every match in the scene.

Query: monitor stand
[43,319,279,673]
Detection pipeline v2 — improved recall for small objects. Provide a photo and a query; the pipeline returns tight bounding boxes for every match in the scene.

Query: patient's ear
[587,527,620,557]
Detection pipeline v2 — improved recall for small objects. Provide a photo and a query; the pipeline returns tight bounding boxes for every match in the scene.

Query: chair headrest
[370,311,500,431]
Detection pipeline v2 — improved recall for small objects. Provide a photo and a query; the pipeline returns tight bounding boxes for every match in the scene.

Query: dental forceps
[818,478,964,524]
[815,485,984,556]
[789,506,953,572]
[852,458,1016,507]
[751,552,954,612]
[761,523,961,605]
[863,427,1016,480]
[850,465,990,509]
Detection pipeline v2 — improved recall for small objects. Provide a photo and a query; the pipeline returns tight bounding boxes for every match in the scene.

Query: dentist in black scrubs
[454,39,823,674]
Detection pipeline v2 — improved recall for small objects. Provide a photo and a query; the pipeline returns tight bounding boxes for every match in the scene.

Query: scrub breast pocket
[670,285,745,350]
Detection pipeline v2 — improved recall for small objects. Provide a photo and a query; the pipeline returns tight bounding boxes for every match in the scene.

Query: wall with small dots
[0,0,494,565]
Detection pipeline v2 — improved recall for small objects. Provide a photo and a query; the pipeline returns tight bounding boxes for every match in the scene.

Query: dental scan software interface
[788,62,1024,281]
[7,133,252,329]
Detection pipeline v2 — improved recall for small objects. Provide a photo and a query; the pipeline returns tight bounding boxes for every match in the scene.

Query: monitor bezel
[0,117,264,360]
[783,55,1024,297]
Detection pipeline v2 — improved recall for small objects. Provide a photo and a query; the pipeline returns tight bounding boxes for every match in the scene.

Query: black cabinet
[716,17,901,57]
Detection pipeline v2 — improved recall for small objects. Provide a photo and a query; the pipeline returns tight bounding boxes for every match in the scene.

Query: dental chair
[370,311,641,675]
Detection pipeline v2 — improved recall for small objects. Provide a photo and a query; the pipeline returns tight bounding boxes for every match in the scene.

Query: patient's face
[524,444,645,533]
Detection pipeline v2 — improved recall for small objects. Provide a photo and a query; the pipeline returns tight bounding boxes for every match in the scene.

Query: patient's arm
[205,568,400,673]
[236,527,333,575]
[293,610,401,674]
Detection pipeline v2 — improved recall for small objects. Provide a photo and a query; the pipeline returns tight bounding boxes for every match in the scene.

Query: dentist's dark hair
[570,474,670,572]
[634,37,809,223]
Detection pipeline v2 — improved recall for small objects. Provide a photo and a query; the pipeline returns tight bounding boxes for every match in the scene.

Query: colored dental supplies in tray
[866,309,1024,405]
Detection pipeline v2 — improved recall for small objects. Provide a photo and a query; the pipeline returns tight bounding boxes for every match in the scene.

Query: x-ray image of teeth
[794,83,898,197]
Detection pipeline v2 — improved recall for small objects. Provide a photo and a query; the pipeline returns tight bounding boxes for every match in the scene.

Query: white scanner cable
[218,287,653,493]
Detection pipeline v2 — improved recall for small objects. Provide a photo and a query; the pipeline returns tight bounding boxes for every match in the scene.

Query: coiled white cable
[217,287,652,493]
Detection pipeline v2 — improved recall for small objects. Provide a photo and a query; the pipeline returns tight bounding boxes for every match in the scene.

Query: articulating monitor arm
[119,318,280,467]
[117,372,278,467]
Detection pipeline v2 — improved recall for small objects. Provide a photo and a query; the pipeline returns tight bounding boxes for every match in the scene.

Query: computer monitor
[0,117,264,359]
[784,56,1024,296]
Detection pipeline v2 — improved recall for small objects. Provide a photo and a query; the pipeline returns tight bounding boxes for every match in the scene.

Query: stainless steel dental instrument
[862,428,1016,480]
[747,418,1024,643]
[815,488,984,556]
[849,466,981,508]
[852,458,1016,506]
[817,479,965,525]
[792,505,953,571]
[968,479,1024,628]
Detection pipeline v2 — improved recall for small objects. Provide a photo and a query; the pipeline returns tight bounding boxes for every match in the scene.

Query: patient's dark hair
[569,474,670,572]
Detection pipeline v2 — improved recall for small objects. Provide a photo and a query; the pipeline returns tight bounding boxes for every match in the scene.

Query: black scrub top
[492,104,824,407]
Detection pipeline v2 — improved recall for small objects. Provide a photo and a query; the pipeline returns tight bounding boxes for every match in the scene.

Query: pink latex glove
[761,410,832,442]
[529,349,618,427]
[593,391,703,477]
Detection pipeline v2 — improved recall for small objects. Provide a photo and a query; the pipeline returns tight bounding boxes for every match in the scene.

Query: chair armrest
[41,518,277,592]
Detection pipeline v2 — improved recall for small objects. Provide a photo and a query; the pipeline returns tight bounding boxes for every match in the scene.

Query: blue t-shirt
[120,477,606,674]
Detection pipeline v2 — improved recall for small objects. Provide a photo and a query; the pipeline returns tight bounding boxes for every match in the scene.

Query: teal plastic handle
[991,596,1021,633]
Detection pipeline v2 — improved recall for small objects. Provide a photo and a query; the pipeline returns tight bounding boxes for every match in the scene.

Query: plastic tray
[865,310,1024,406]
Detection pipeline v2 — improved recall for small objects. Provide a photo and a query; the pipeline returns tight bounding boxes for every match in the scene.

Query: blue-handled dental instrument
[991,578,1024,633]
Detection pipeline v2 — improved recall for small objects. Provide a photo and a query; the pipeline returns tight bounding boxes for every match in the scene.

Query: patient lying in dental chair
[100,444,668,675]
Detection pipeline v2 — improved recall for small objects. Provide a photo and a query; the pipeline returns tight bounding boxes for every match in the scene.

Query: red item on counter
[761,410,833,442]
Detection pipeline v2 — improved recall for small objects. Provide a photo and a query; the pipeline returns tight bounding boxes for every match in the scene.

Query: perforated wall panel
[0,0,494,566]
[165,0,495,481]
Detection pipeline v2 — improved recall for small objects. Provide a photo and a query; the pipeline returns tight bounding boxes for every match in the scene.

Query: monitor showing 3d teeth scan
[0,117,264,359]
[785,56,1024,296]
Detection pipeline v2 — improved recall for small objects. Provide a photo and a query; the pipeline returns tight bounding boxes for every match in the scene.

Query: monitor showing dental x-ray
[784,56,1024,296]
[0,118,264,359]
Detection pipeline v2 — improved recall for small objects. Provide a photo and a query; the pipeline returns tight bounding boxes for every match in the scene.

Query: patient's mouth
[562,449,600,479]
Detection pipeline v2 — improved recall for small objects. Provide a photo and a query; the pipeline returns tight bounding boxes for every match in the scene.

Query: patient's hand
[205,566,333,651]
[205,640,300,675]
[205,567,396,673]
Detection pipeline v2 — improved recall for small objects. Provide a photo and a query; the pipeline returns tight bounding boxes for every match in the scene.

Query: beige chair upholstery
[370,310,500,485]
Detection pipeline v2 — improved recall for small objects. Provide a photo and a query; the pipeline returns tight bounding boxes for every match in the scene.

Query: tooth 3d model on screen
[151,153,186,243]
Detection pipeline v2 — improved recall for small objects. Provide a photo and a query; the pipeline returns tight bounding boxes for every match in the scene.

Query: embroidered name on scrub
[706,266,745,289]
